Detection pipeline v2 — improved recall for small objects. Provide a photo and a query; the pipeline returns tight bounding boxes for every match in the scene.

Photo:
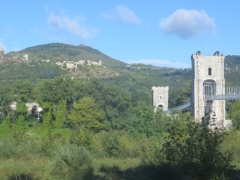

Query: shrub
[102,131,126,157]
[70,127,94,149]
[53,144,92,179]
[0,138,18,158]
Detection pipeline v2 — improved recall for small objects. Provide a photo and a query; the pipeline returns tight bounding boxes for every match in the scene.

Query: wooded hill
[2,43,240,107]
[6,43,126,68]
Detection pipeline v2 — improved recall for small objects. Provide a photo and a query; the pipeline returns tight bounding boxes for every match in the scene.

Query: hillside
[6,43,127,68]
[2,44,240,107]
[225,55,240,85]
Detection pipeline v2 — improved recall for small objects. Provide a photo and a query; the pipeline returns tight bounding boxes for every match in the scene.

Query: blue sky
[0,0,240,68]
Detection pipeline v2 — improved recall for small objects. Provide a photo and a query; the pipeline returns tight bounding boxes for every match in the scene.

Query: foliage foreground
[0,78,240,179]
[0,113,240,180]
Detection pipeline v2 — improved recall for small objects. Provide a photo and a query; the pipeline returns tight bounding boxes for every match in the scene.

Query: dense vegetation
[0,77,240,179]
[1,44,240,179]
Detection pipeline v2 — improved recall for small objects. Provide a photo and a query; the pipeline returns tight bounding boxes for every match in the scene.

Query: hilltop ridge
[6,43,127,68]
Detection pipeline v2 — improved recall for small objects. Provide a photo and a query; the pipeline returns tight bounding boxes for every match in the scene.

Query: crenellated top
[151,86,169,90]
[192,51,225,58]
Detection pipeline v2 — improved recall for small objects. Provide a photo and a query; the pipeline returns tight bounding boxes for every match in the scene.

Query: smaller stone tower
[152,86,169,111]
[0,47,5,64]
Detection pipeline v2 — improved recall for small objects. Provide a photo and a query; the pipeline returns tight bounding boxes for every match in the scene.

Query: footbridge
[174,86,240,112]
[205,86,240,100]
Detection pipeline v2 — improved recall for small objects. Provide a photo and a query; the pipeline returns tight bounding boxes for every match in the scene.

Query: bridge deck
[165,92,240,113]
[205,94,240,100]
[176,102,191,111]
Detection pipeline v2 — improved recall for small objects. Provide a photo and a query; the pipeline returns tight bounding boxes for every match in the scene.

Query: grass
[0,126,12,138]
[93,157,141,171]
[0,157,54,180]
[0,153,142,180]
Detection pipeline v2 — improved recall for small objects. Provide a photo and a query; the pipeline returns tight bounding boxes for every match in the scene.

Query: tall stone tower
[0,47,5,64]
[191,51,225,127]
[152,86,169,111]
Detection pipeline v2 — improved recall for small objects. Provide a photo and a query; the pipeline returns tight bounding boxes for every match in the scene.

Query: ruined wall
[23,54,28,60]
[0,47,5,64]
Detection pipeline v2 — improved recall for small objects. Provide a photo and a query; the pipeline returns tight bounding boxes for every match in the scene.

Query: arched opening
[158,104,163,109]
[203,80,216,99]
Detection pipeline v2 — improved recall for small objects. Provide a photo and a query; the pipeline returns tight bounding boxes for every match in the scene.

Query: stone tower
[0,47,5,64]
[191,51,225,127]
[152,86,169,111]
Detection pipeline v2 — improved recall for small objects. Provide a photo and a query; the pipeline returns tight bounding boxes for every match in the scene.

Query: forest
[1,44,240,179]
[0,75,240,180]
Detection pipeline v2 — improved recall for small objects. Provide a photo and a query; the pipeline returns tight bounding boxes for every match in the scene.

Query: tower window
[208,68,211,75]
[159,96,162,99]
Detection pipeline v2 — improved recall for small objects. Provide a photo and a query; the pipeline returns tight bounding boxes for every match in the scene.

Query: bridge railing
[205,94,240,100]
[225,86,240,95]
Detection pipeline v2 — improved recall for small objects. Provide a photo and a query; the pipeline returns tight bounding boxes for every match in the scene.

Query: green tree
[102,131,124,157]
[70,126,94,148]
[162,115,233,179]
[127,103,156,137]
[176,81,191,105]
[10,101,28,139]
[13,80,33,102]
[227,100,240,129]
[52,99,67,128]
[41,101,53,128]
[68,97,105,131]
[34,77,73,105]
[154,109,172,133]
[0,85,13,119]
[103,85,131,125]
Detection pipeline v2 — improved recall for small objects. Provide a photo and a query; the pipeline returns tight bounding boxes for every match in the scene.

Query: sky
[0,0,240,68]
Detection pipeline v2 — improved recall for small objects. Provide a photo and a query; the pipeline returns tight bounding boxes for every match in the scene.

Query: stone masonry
[0,47,5,64]
[152,86,169,112]
[191,51,225,128]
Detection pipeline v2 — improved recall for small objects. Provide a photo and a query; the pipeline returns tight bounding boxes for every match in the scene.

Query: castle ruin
[23,54,28,60]
[56,60,102,69]
[0,47,5,64]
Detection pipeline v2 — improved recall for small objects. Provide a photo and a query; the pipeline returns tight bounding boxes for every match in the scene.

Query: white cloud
[128,59,191,68]
[103,5,141,25]
[159,9,215,38]
[47,13,98,39]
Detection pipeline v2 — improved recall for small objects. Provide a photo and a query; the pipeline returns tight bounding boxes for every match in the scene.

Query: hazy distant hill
[6,43,127,68]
